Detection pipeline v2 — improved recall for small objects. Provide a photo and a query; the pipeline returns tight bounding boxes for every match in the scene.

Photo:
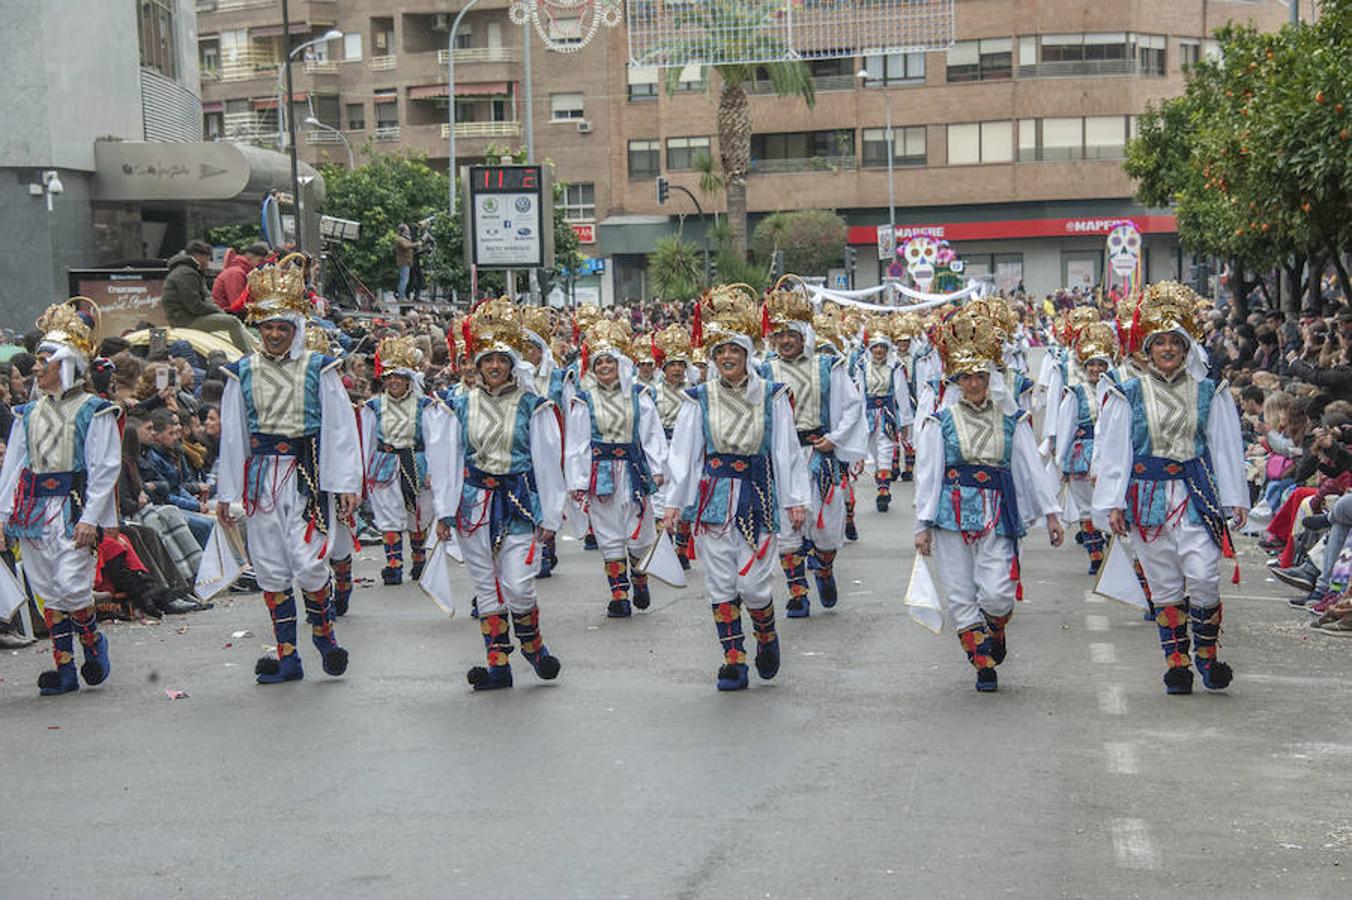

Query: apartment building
[196,0,1291,300]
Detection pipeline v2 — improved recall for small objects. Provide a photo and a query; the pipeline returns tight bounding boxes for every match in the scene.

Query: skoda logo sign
[482,197,498,214]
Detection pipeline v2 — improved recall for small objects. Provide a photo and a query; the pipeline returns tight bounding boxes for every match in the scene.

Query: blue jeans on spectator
[397,265,411,299]
[181,509,214,549]
[1315,494,1352,595]
[1263,477,1296,512]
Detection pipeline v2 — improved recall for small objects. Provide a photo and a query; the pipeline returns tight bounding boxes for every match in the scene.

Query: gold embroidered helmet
[864,314,895,347]
[572,303,602,344]
[631,331,657,365]
[697,283,762,352]
[375,335,421,378]
[1123,281,1202,354]
[464,296,529,362]
[36,299,97,361]
[812,313,847,355]
[244,252,311,324]
[304,326,335,355]
[1061,304,1100,344]
[762,275,815,337]
[653,323,694,367]
[890,312,924,343]
[1074,321,1119,365]
[521,306,554,344]
[935,303,1007,377]
[582,319,631,362]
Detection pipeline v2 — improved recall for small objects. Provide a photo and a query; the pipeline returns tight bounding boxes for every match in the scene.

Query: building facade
[0,0,204,327]
[196,0,1292,301]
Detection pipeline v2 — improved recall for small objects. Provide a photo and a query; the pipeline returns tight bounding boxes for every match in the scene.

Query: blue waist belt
[464,464,538,549]
[248,432,327,531]
[1130,454,1228,548]
[6,468,85,539]
[866,395,898,436]
[701,452,775,543]
[590,441,654,501]
[942,463,1022,543]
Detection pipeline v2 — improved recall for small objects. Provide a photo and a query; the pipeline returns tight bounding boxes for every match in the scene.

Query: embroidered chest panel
[705,380,764,455]
[657,382,685,430]
[379,393,418,448]
[467,388,523,474]
[591,385,634,443]
[946,402,1008,467]
[865,359,893,397]
[26,393,93,472]
[772,356,820,433]
[1140,374,1199,461]
[246,352,315,436]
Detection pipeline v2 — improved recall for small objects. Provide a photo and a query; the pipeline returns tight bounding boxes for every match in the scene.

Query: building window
[962,253,1025,293]
[1017,116,1130,161]
[1137,34,1166,75]
[374,90,398,130]
[627,66,658,100]
[345,103,366,131]
[138,0,178,78]
[558,183,596,222]
[548,17,582,48]
[549,92,585,121]
[946,38,1011,83]
[628,139,661,179]
[1019,33,1166,76]
[1179,39,1200,68]
[667,136,711,171]
[454,24,473,51]
[343,32,362,61]
[671,63,706,92]
[947,121,1012,165]
[751,130,856,170]
[199,39,219,78]
[861,126,926,167]
[862,50,925,85]
[204,112,223,140]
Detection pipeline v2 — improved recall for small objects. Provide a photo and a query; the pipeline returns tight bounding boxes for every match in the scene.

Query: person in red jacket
[212,243,269,313]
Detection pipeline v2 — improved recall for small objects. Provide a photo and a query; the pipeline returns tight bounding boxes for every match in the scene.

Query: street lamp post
[304,116,354,168]
[857,68,896,237]
[276,10,343,254]
[447,0,482,217]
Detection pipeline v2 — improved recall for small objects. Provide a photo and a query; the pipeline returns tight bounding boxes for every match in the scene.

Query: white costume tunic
[1091,367,1247,610]
[427,384,566,616]
[217,350,363,593]
[663,374,809,609]
[766,351,866,551]
[1053,379,1102,522]
[914,398,1061,630]
[0,391,121,611]
[861,351,913,476]
[565,378,668,560]
[360,391,436,533]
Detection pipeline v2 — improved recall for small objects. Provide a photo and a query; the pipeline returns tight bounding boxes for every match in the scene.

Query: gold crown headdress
[1123,281,1201,354]
[864,314,895,346]
[521,306,554,346]
[244,252,311,324]
[375,335,421,377]
[1075,321,1119,365]
[1059,304,1099,344]
[36,299,97,360]
[464,296,529,361]
[631,331,657,364]
[572,303,602,343]
[762,275,815,337]
[890,312,923,342]
[695,283,761,351]
[653,324,694,367]
[813,313,847,354]
[582,319,632,362]
[304,327,334,355]
[935,304,1007,377]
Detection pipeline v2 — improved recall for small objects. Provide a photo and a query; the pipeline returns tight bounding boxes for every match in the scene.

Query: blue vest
[365,394,432,490]
[450,389,545,536]
[1061,384,1095,476]
[689,381,781,537]
[578,385,656,500]
[931,407,1026,539]
[1118,375,1219,529]
[7,395,115,539]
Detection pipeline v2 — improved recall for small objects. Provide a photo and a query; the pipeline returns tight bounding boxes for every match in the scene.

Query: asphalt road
[2,480,1350,899]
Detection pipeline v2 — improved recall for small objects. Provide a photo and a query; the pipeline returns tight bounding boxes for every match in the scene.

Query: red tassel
[1011,555,1023,601]
[525,540,537,565]
[580,342,590,377]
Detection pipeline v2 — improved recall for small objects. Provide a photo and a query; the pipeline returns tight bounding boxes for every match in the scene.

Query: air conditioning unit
[576,119,593,134]
[432,13,450,32]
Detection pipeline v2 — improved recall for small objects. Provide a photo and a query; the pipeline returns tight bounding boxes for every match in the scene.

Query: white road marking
[1090,642,1117,664]
[1111,819,1160,870]
[1104,742,1138,774]
[1098,685,1128,715]
[1086,614,1111,632]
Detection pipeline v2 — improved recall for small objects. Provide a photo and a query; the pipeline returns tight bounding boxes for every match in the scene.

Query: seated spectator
[160,239,255,353]
[139,407,214,547]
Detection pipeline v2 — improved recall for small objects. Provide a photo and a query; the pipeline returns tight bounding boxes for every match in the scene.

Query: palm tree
[656,1,815,259]
[691,150,724,226]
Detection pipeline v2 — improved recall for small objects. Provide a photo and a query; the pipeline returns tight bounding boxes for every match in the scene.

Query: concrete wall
[0,168,99,329]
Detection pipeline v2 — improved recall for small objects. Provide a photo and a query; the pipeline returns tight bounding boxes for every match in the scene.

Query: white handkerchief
[1093,537,1148,609]
[904,555,944,634]
[0,560,26,620]
[418,541,456,618]
[195,524,246,600]
[635,531,687,589]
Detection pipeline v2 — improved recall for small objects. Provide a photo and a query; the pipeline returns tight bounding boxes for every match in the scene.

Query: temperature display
[473,166,540,192]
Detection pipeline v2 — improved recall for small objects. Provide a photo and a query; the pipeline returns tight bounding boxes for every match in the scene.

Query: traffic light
[844,246,857,272]
[706,255,718,284]
[537,267,554,300]
[656,176,670,206]
[770,249,785,280]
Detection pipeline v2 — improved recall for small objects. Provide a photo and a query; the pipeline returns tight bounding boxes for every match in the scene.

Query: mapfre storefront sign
[849,215,1177,245]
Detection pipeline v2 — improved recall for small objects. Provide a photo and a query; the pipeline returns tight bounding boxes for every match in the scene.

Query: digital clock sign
[463,164,554,270]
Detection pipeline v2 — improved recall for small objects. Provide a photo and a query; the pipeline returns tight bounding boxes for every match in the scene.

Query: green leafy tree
[205,223,263,250]
[751,209,847,276]
[647,235,704,300]
[657,0,816,259]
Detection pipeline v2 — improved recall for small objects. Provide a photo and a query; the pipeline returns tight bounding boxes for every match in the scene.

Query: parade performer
[914,303,1064,693]
[306,326,357,616]
[891,313,924,483]
[1092,283,1248,695]
[662,286,809,691]
[361,336,435,586]
[815,312,864,541]
[566,321,668,617]
[861,315,913,514]
[761,280,866,618]
[216,255,362,684]
[653,324,698,569]
[633,337,660,401]
[1054,322,1117,575]
[0,302,121,695]
[522,306,564,578]
[428,298,566,690]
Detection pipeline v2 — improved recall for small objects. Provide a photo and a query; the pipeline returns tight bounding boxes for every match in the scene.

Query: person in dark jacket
[160,240,254,352]
[139,408,213,546]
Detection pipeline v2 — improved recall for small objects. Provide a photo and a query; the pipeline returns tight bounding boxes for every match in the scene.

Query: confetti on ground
[231,630,253,639]
[164,689,189,700]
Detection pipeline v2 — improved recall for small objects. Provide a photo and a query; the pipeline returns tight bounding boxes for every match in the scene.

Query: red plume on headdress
[691,300,703,348]
[572,316,581,345]
[373,348,384,379]
[579,341,590,378]
[651,333,664,367]
[445,326,458,374]
[1128,302,1144,354]
[760,303,772,339]
[461,316,474,362]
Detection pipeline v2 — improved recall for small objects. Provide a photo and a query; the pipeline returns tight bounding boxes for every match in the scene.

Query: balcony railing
[305,130,344,144]
[1016,59,1165,79]
[749,156,859,174]
[223,112,277,142]
[436,47,521,65]
[303,59,340,75]
[219,50,280,82]
[202,0,273,11]
[440,121,522,138]
[374,126,401,141]
[369,55,397,71]
[747,73,857,94]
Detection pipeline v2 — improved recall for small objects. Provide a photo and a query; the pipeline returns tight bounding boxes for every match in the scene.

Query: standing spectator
[212,243,269,313]
[160,239,254,353]
[394,224,420,300]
